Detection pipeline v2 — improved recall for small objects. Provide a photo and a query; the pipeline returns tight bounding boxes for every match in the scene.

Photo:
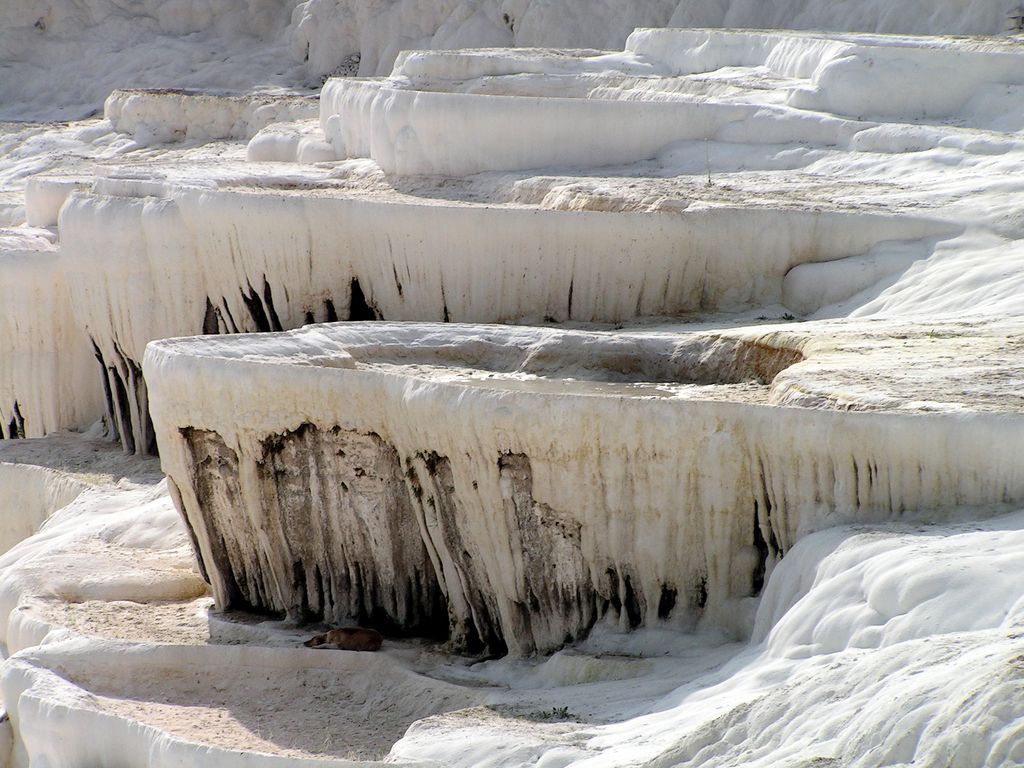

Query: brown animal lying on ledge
[303,627,384,651]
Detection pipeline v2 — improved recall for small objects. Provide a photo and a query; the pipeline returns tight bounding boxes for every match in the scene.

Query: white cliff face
[144,321,1024,655]
[291,0,1024,80]
[0,229,104,440]
[59,178,949,453]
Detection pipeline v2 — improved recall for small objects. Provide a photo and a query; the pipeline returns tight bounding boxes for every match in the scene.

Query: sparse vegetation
[488,704,578,722]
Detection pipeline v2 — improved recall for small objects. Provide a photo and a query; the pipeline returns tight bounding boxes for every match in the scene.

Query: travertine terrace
[0,1,1023,765]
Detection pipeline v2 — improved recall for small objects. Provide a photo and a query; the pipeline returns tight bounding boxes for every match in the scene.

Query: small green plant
[525,706,574,721]
[488,704,578,722]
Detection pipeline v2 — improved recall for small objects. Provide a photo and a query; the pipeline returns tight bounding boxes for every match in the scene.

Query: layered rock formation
[147,322,1024,654]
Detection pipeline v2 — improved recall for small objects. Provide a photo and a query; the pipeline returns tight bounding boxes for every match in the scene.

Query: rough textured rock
[182,425,445,636]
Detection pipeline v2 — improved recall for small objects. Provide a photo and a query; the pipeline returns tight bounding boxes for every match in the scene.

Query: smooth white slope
[317,29,1024,175]
[0,0,305,121]
[392,511,1024,767]
[0,464,87,558]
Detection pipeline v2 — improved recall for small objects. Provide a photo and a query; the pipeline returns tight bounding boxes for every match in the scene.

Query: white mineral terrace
[145,320,1024,656]
[313,29,1024,175]
[1,27,1021,456]
[1,1,1023,765]
[0,434,1021,766]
